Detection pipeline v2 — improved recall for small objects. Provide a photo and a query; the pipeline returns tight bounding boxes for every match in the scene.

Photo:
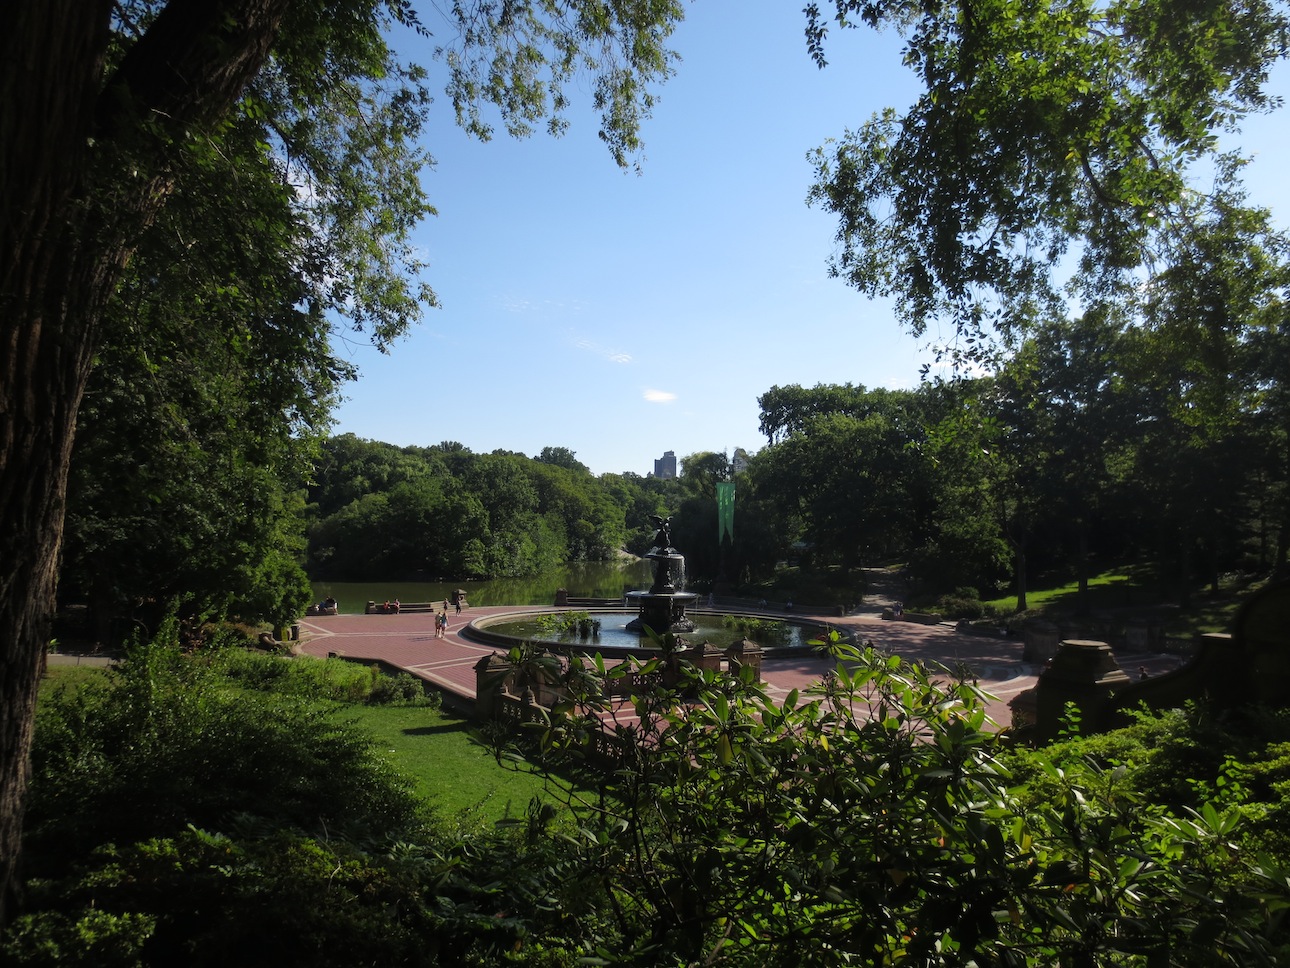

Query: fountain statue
[625,515,698,634]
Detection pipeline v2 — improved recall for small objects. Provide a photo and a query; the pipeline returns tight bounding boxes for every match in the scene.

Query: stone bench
[365,601,456,615]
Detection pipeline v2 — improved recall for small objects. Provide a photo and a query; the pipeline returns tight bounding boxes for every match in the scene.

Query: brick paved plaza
[295,605,1185,728]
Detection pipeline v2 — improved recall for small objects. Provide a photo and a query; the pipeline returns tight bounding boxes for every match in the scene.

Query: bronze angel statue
[649,514,673,552]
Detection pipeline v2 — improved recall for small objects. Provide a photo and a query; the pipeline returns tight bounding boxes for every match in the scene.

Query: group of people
[431,596,463,637]
[307,596,338,616]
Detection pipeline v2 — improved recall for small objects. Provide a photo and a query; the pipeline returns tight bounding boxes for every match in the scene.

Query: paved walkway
[296,604,1186,728]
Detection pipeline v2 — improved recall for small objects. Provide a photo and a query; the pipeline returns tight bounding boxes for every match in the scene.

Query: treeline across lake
[303,438,787,594]
[306,440,659,581]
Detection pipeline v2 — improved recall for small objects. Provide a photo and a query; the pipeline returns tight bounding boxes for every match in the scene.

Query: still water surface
[310,560,654,614]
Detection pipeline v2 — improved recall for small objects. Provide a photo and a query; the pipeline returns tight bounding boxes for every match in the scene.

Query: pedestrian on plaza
[454,598,461,615]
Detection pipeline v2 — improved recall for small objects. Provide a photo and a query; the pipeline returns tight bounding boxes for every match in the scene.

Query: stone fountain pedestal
[625,548,697,635]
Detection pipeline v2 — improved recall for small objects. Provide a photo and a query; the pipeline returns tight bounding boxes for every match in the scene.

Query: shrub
[526,644,1289,964]
[366,670,438,707]
[24,628,431,876]
[936,591,985,619]
[720,614,793,645]
[13,625,560,967]
[206,646,437,707]
[0,908,156,967]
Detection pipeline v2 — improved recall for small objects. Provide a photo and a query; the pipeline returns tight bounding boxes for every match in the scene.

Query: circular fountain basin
[466,608,848,658]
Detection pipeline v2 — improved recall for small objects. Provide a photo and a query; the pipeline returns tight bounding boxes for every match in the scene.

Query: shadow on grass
[985,566,1266,637]
[401,721,471,737]
[984,569,1148,614]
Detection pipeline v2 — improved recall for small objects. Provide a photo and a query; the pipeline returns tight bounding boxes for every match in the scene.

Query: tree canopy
[807,0,1290,358]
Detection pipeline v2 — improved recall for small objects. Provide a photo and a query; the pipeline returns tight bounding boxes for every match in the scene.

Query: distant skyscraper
[653,450,677,479]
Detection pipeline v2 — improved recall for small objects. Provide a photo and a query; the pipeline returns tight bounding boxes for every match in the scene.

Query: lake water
[310,559,654,614]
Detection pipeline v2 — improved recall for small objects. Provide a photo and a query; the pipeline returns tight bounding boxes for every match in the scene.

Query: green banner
[716,481,735,544]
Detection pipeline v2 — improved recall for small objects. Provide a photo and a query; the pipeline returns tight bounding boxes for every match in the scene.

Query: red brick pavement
[295,606,1184,729]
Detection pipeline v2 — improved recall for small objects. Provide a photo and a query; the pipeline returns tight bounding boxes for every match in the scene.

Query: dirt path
[856,566,907,614]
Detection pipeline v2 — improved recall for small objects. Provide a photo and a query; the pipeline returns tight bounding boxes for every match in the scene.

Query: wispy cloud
[643,389,677,403]
[572,335,632,364]
[499,295,588,316]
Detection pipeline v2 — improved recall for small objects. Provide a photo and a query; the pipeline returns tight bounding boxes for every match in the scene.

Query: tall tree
[806,0,1289,353]
[754,385,931,569]
[535,446,590,474]
[61,73,359,638]
[0,0,683,918]
[1113,192,1283,598]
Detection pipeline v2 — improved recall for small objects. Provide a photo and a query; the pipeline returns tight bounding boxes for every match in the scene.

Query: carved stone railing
[1013,578,1290,743]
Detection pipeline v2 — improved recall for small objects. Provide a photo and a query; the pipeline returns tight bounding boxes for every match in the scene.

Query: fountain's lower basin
[624,589,698,634]
[465,609,842,658]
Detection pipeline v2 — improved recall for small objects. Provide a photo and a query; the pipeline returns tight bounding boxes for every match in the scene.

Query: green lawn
[332,704,561,827]
[979,567,1261,636]
[980,569,1141,614]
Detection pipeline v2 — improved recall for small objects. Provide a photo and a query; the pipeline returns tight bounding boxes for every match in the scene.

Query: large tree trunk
[0,0,116,922]
[1076,518,1090,615]
[0,0,292,921]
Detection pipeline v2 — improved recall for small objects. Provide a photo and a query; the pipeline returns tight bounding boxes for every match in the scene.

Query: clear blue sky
[329,4,1290,478]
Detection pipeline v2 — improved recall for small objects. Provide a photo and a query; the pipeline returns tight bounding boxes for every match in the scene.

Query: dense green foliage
[305,435,655,578]
[746,361,1290,612]
[47,0,690,641]
[15,0,1290,959]
[787,0,1290,607]
[51,0,1290,635]
[54,0,436,639]
[807,0,1289,349]
[304,337,1290,613]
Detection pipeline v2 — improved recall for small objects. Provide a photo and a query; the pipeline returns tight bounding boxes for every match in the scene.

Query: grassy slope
[979,568,1266,637]
[334,704,558,827]
[39,665,560,829]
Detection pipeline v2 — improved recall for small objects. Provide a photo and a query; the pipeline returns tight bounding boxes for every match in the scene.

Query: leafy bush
[523,644,1290,965]
[937,585,985,619]
[366,670,436,706]
[207,644,438,707]
[534,610,592,636]
[1,908,156,967]
[720,614,792,645]
[24,624,432,876]
[15,620,1290,966]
